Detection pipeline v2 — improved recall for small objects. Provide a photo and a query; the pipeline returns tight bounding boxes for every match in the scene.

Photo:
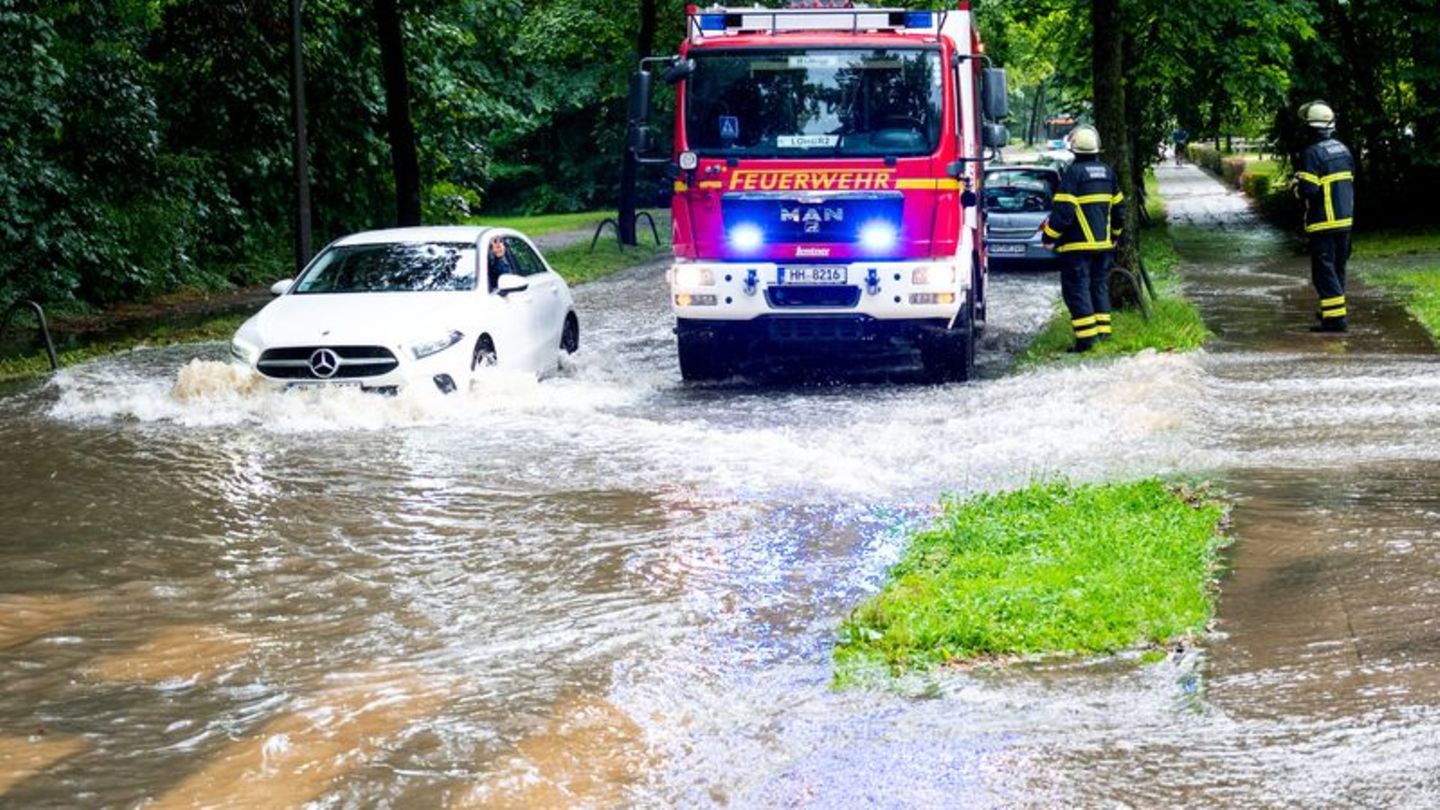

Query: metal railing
[0,300,60,372]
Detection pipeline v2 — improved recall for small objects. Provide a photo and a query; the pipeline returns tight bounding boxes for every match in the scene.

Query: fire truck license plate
[783,266,848,285]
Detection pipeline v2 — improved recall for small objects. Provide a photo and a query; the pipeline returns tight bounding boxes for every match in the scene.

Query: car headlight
[230,338,259,365]
[674,266,715,287]
[410,330,464,360]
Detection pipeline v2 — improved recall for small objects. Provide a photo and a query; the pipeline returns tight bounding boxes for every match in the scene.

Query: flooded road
[3,165,1439,806]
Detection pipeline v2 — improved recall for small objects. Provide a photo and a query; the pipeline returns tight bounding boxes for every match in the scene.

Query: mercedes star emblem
[309,348,340,379]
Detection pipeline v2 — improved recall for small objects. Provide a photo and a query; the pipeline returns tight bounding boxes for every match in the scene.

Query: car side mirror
[270,279,294,296]
[496,274,529,296]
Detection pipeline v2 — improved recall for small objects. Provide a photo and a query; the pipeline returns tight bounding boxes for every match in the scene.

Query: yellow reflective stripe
[1296,171,1321,185]
[697,180,722,190]
[1321,307,1348,318]
[1306,218,1353,233]
[1053,192,1079,204]
[1321,171,1353,183]
[1075,193,1116,204]
[1075,205,1098,244]
[894,178,963,190]
[1320,296,1346,307]
[1093,313,1112,323]
[1324,181,1335,222]
[1096,324,1113,334]
[1074,326,1102,338]
[1071,315,1097,327]
[673,181,689,192]
[1111,191,1125,204]
[1041,223,1062,238]
[1056,241,1113,253]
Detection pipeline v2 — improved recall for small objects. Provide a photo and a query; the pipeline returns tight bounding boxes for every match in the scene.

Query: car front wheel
[560,314,579,354]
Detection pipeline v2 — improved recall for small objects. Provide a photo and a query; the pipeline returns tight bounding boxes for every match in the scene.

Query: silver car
[983,165,1063,267]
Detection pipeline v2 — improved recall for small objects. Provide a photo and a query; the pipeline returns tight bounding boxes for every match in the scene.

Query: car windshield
[293,242,478,294]
[685,48,943,158]
[984,171,1057,213]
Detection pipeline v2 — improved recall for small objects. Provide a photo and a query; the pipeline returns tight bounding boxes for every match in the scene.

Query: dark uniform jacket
[1296,136,1355,234]
[1042,157,1126,252]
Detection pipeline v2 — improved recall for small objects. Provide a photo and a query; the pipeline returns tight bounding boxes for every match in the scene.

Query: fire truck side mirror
[982,123,1009,149]
[662,58,695,85]
[981,68,1009,121]
[629,125,655,153]
[961,190,978,209]
[629,70,653,124]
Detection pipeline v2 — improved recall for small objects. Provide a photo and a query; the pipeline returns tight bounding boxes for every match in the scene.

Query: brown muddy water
[2,166,1439,807]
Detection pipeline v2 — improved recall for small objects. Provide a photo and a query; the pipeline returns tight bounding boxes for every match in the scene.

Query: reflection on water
[3,172,1440,805]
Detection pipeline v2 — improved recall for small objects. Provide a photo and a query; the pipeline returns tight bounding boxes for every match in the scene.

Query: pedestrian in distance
[1294,101,1356,333]
[1041,124,1127,353]
[1171,126,1188,166]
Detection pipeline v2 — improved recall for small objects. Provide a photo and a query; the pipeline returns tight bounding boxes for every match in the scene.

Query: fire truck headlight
[860,221,898,253]
[674,266,714,287]
[912,266,958,285]
[729,224,764,253]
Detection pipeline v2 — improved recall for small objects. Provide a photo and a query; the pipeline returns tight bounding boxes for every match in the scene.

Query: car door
[503,236,566,356]
[481,234,545,370]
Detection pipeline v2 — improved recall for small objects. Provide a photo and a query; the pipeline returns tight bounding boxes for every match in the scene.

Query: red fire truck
[642,3,1008,381]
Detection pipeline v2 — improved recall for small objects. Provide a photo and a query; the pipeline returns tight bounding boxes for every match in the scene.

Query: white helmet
[1068,125,1101,154]
[1301,101,1336,128]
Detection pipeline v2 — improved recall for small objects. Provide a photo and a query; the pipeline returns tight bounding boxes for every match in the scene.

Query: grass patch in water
[1015,226,1210,367]
[0,312,250,384]
[833,479,1229,685]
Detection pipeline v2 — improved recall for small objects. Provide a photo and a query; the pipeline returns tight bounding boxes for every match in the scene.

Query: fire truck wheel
[921,290,976,383]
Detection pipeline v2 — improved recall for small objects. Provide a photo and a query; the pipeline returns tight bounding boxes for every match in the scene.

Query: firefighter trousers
[1060,251,1113,347]
[1309,231,1351,330]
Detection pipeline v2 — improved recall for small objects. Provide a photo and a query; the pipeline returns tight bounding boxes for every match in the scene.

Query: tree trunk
[374,0,422,226]
[1091,0,1137,269]
[289,0,313,271]
[1027,79,1046,147]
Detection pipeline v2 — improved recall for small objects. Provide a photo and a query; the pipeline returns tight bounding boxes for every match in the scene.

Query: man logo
[780,206,843,234]
[309,348,340,379]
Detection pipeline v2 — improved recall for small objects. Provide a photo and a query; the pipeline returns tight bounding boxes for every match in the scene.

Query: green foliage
[834,479,1229,679]
[1360,265,1440,341]
[1352,230,1440,259]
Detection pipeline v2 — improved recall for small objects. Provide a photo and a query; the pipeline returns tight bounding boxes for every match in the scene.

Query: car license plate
[988,243,1026,255]
[286,381,361,391]
[782,266,848,285]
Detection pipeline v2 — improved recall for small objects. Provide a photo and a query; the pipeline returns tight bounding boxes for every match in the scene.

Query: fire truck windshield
[685,48,943,158]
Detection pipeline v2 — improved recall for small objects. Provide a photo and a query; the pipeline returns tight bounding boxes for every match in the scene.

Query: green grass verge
[464,209,666,237]
[543,239,671,285]
[0,311,250,384]
[834,479,1229,683]
[1350,229,1440,338]
[1352,229,1440,259]
[1015,225,1210,368]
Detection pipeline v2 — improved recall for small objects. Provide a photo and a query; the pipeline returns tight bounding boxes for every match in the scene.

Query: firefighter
[1042,124,1126,352]
[1295,101,1356,332]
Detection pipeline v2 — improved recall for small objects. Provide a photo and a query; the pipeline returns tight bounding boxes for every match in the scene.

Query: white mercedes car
[229,226,579,394]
